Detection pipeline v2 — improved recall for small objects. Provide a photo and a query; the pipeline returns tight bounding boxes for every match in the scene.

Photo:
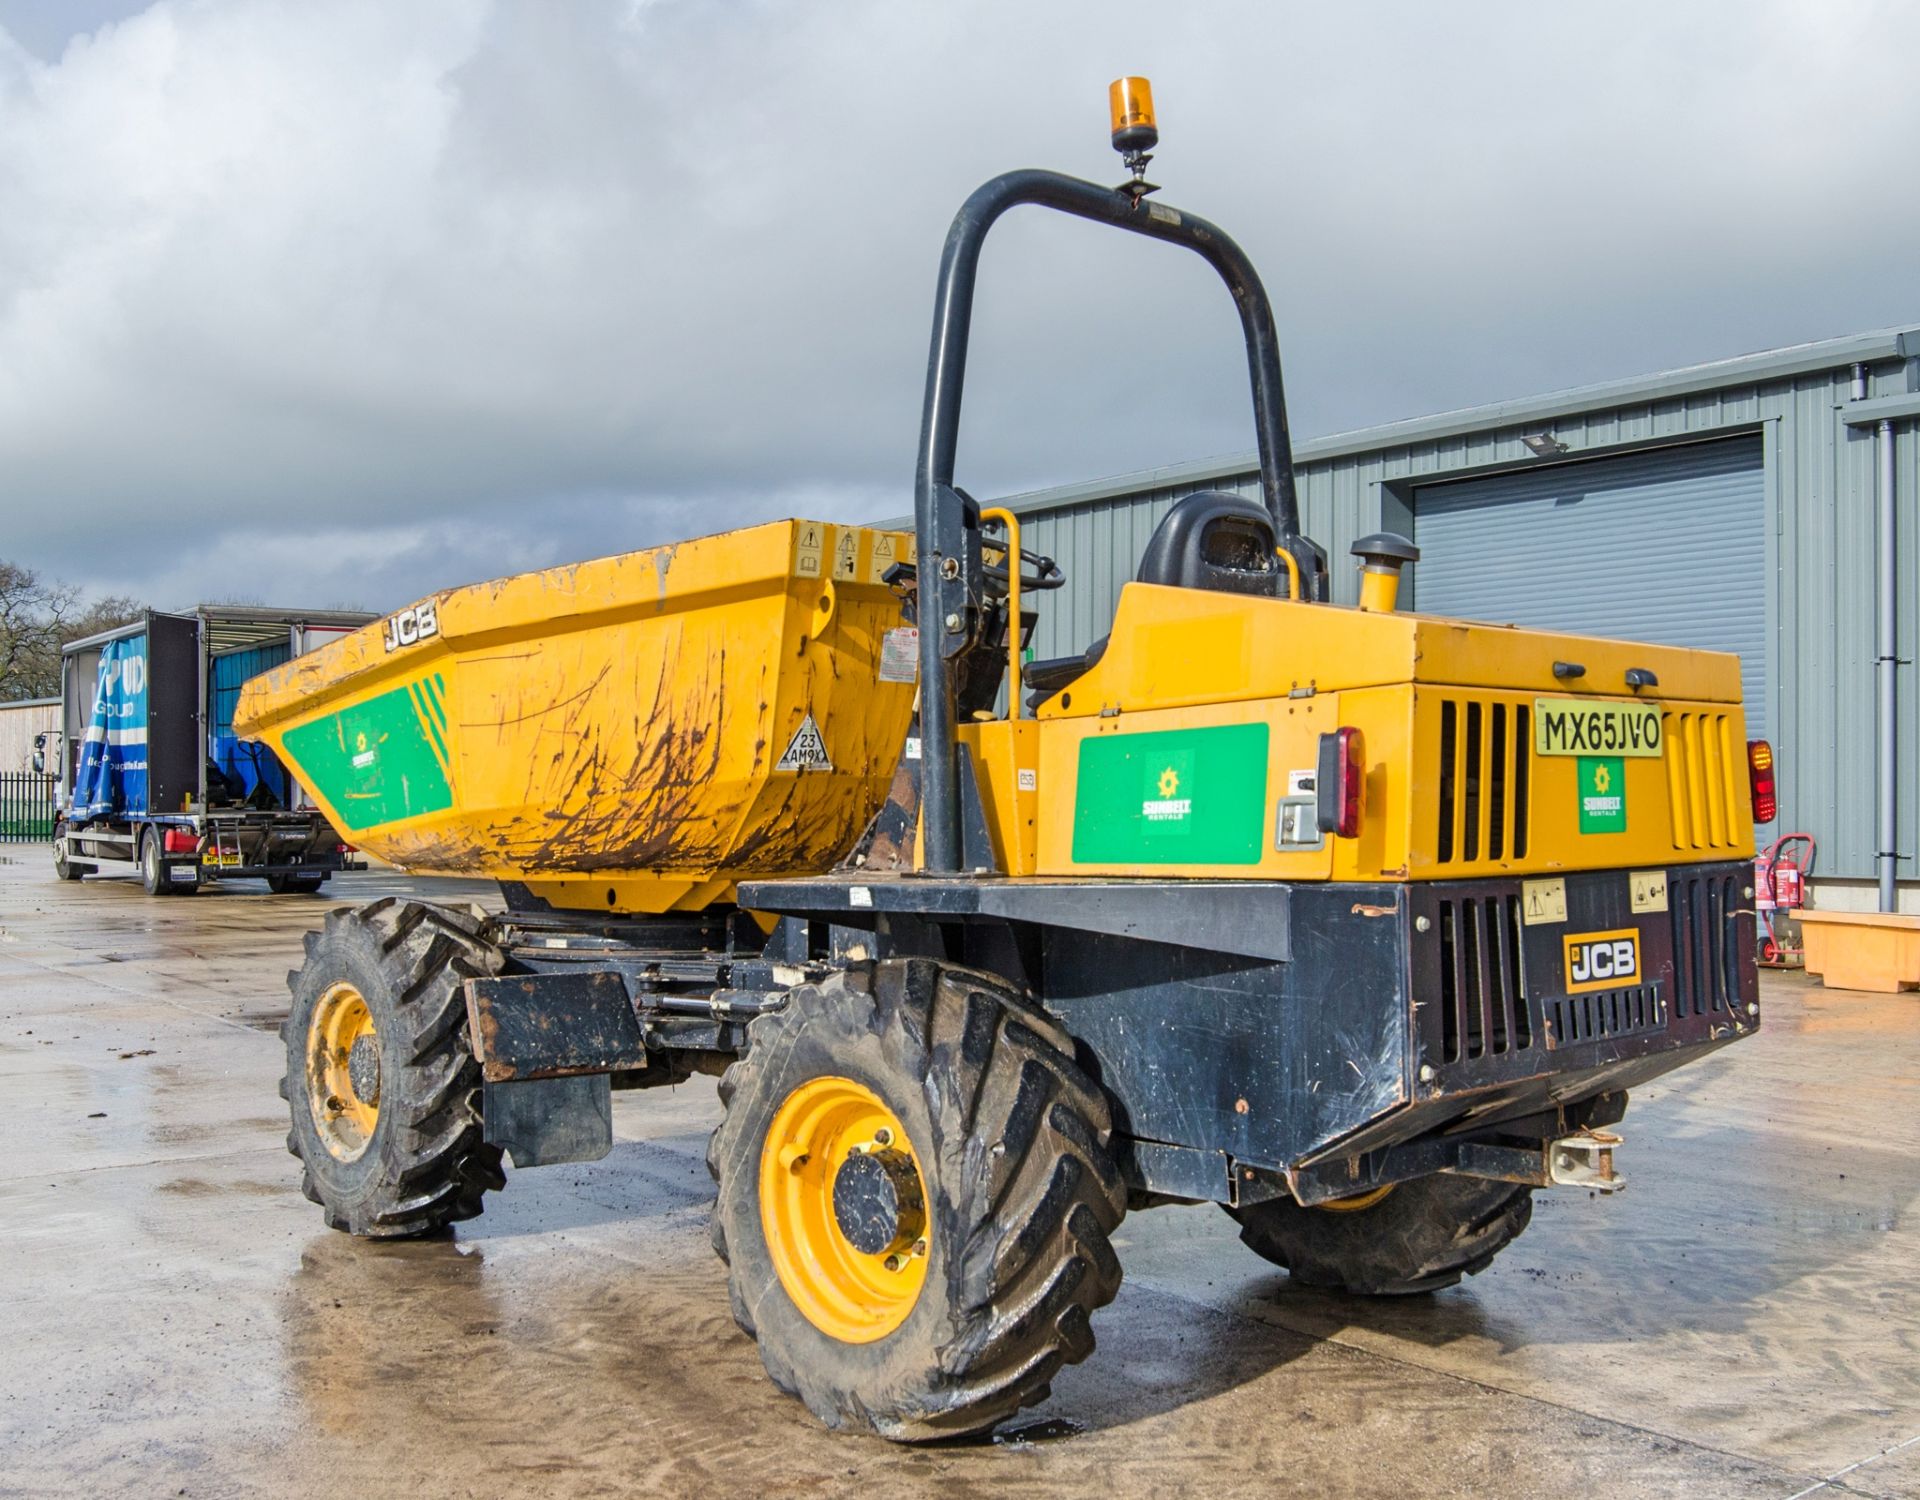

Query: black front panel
[1409,860,1757,1095]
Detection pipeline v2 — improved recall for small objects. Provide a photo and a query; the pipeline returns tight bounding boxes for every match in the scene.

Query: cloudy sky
[1,0,1916,613]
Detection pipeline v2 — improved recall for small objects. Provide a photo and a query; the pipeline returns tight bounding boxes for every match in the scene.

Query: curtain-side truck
[54,606,375,896]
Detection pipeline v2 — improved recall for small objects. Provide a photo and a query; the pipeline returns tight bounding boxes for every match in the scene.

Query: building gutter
[1843,376,1915,913]
[1879,416,1899,911]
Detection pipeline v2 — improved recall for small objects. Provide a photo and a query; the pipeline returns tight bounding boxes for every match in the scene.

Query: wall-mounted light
[1521,432,1569,457]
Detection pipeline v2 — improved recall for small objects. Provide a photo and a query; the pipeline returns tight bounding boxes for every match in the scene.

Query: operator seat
[1024,490,1283,709]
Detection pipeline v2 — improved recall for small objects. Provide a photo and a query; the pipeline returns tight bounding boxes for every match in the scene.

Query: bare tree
[0,561,144,701]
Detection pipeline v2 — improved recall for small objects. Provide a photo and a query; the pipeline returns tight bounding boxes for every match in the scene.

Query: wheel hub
[347,1032,382,1109]
[759,1076,931,1343]
[307,982,379,1162]
[832,1147,925,1256]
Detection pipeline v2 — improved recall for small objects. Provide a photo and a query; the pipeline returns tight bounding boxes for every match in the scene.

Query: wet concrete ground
[2,851,1917,1499]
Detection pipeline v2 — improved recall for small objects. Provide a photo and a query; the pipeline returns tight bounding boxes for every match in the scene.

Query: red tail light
[1316,727,1365,839]
[1747,739,1776,824]
[162,828,199,854]
[336,843,356,854]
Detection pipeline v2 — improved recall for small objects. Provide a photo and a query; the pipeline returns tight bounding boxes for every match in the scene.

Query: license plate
[1533,698,1663,758]
[1563,928,1641,992]
[201,851,243,867]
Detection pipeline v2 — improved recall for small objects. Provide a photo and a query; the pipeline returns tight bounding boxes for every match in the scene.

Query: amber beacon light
[1108,76,1158,187]
[1108,77,1157,152]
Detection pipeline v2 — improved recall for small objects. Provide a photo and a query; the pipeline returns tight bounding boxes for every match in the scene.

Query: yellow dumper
[243,83,1763,1443]
[238,519,917,914]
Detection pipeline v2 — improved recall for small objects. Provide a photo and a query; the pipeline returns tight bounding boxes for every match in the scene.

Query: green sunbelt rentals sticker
[1577,755,1626,833]
[281,676,454,832]
[1072,723,1268,865]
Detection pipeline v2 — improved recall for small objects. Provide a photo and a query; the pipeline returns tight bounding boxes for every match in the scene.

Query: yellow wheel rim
[308,982,380,1162]
[1316,1183,1395,1213]
[759,1076,930,1344]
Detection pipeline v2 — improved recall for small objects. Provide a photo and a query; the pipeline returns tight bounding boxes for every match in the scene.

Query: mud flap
[483,1075,613,1168]
[465,970,651,1081]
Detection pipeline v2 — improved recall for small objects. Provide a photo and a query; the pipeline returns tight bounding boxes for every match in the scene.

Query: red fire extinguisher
[1755,833,1815,968]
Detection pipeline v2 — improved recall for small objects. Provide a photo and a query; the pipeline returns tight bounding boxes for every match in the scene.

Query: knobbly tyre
[236,80,1762,1441]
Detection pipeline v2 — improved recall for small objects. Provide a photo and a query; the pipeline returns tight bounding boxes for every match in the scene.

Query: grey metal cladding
[1409,436,1768,737]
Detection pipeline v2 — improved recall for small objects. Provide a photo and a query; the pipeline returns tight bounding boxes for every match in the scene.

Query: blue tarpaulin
[71,635,149,820]
[210,642,291,802]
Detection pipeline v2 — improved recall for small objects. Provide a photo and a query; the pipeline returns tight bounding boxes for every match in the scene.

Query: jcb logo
[382,602,439,653]
[1563,929,1640,993]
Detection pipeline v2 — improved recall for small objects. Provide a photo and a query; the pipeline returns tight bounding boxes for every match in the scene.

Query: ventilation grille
[1437,894,1534,1062]
[1664,710,1745,852]
[1671,869,1743,1016]
[1435,699,1531,866]
[1544,986,1666,1049]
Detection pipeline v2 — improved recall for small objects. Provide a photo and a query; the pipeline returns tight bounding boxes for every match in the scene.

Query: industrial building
[0,695,60,776]
[995,326,1919,907]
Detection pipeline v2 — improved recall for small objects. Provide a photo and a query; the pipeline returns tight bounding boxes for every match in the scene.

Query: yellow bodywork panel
[953,719,1042,875]
[1018,582,1752,882]
[235,520,917,914]
[1038,582,1743,712]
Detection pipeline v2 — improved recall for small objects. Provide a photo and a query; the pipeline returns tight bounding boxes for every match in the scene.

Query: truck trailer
[56,606,374,895]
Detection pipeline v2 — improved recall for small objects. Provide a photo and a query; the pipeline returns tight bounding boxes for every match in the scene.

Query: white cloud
[0,0,1915,611]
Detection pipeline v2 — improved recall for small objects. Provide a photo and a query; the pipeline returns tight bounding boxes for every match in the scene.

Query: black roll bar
[912,168,1317,873]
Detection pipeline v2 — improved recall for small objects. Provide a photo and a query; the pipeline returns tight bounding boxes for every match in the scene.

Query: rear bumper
[750,860,1760,1202]
[185,812,353,880]
[197,859,345,881]
[1382,861,1754,1136]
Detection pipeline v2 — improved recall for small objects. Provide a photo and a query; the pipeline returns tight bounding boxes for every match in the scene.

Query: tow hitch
[1549,1130,1624,1193]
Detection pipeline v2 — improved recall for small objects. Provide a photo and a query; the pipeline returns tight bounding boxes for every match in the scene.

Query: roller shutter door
[1411,436,1767,735]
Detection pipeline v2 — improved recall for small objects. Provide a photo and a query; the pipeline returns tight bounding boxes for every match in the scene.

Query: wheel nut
[883,1254,904,1273]
[912,1238,928,1257]
[872,1127,893,1147]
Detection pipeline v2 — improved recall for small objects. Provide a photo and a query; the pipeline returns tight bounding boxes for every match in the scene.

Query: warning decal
[794,522,825,578]
[776,713,833,772]
[832,529,860,581]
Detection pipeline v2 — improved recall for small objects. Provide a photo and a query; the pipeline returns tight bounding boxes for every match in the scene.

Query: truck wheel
[54,838,94,881]
[280,898,507,1238]
[1229,1175,1536,1295]
[139,830,180,896]
[267,874,327,895]
[706,958,1125,1441]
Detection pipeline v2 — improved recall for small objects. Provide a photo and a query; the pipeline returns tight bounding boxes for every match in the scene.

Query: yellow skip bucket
[235,520,917,914]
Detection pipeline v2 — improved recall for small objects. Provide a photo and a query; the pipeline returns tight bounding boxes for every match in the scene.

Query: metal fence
[0,772,56,842]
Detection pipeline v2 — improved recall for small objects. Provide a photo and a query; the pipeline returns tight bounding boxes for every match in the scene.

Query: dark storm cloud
[0,0,1914,611]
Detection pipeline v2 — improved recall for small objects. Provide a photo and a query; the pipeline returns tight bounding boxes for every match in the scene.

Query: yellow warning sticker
[831,528,860,581]
[868,532,901,584]
[1629,869,1669,913]
[794,521,825,579]
[1521,876,1568,926]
